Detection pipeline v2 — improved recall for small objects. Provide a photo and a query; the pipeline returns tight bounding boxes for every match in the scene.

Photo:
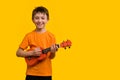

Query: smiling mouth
[37,23,42,26]
[36,23,44,28]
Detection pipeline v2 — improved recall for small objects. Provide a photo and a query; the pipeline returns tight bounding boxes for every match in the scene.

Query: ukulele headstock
[60,40,72,49]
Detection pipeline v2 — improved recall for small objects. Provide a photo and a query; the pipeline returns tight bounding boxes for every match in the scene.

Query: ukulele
[25,40,72,66]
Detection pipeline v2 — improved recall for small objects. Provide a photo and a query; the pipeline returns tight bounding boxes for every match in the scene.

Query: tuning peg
[64,47,66,49]
[66,40,72,48]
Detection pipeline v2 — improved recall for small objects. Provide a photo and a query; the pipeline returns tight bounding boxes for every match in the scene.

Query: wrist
[26,50,34,56]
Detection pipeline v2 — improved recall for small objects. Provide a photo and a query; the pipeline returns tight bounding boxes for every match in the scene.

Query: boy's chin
[37,26,44,29]
[36,27,45,30]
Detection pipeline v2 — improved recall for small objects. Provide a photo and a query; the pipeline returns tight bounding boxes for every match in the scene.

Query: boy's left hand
[50,44,58,53]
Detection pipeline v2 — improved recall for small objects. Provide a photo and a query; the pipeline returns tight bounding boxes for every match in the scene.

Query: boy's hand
[32,47,42,56]
[50,44,58,53]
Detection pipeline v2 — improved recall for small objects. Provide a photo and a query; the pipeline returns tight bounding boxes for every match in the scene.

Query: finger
[53,44,57,51]
[51,44,55,49]
[36,48,42,52]
[51,45,54,52]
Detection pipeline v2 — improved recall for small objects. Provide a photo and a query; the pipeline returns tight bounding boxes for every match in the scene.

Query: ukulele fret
[42,48,51,54]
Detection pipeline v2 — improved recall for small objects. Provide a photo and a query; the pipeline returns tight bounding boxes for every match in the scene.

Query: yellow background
[0,0,120,80]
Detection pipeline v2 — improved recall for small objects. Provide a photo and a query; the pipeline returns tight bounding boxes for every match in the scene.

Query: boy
[16,6,58,80]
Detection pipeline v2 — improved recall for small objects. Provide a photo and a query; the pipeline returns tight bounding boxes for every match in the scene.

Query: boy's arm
[49,44,58,59]
[16,48,34,57]
[16,48,41,57]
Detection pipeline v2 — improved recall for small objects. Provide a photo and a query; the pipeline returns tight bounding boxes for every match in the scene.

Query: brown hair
[32,6,49,20]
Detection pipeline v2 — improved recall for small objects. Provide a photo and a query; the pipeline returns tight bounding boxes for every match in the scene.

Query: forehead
[34,12,47,17]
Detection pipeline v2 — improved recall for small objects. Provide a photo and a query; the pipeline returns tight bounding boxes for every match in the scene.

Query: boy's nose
[38,19,42,22]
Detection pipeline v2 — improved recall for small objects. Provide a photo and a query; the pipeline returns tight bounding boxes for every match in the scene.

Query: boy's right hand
[32,47,42,56]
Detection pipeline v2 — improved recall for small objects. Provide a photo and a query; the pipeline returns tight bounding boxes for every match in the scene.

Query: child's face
[32,12,48,30]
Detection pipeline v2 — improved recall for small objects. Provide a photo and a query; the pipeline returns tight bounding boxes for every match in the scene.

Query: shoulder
[23,31,35,38]
[46,31,55,36]
[46,31,55,38]
[46,31,56,43]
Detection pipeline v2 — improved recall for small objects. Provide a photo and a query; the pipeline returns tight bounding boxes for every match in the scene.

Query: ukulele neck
[42,44,59,54]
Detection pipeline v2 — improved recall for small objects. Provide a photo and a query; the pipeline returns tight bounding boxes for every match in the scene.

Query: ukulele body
[25,40,72,66]
[25,48,47,66]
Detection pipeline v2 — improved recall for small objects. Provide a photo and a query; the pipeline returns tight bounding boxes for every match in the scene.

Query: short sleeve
[19,34,29,50]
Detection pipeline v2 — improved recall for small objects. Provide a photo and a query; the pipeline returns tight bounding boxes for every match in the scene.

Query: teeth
[37,23,41,25]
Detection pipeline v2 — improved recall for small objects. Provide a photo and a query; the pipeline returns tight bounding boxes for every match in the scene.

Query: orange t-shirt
[19,30,56,76]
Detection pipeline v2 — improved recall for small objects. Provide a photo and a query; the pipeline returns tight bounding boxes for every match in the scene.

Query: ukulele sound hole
[28,57,31,60]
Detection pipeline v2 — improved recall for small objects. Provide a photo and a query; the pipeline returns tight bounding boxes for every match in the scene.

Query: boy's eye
[34,16,39,19]
[41,17,45,20]
[34,16,45,20]
[35,16,39,19]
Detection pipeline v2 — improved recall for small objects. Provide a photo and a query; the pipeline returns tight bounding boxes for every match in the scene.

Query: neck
[35,28,46,33]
